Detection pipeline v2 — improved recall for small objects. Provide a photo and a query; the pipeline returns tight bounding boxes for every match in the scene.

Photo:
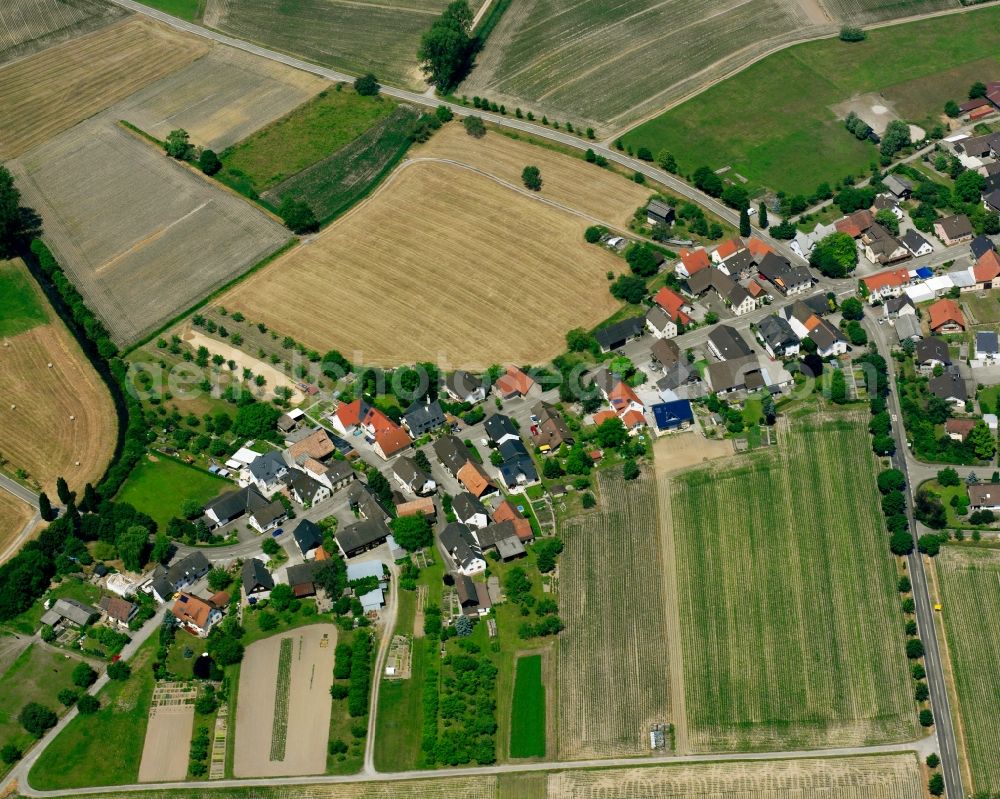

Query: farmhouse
[286,427,338,462]
[293,520,324,559]
[675,247,711,278]
[204,486,285,533]
[651,400,694,432]
[882,174,913,199]
[475,519,527,561]
[928,299,966,333]
[532,402,573,452]
[150,551,212,605]
[440,522,487,575]
[968,483,1000,511]
[790,222,836,258]
[402,400,445,437]
[652,287,692,325]
[651,337,681,368]
[915,338,951,371]
[685,268,756,316]
[901,229,933,258]
[934,214,974,246]
[494,365,536,399]
[241,558,274,600]
[393,457,436,496]
[336,518,391,558]
[496,439,540,492]
[453,492,490,529]
[861,224,909,265]
[244,450,288,497]
[835,209,874,239]
[171,593,221,637]
[434,435,470,476]
[985,189,1000,214]
[444,370,487,404]
[646,199,675,226]
[594,316,645,352]
[756,315,800,359]
[41,598,98,629]
[810,319,848,357]
[708,325,753,361]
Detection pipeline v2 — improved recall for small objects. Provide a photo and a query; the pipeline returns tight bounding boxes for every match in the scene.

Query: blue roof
[915,267,933,279]
[651,400,694,431]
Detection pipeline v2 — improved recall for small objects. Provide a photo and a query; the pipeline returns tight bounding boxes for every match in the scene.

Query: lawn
[624,5,1000,195]
[2,577,102,636]
[115,455,231,530]
[0,645,80,760]
[135,0,203,21]
[30,636,157,789]
[979,385,1000,415]
[963,292,1000,326]
[0,259,48,337]
[218,88,398,195]
[670,413,916,751]
[166,629,210,679]
[936,546,1000,793]
[509,654,545,758]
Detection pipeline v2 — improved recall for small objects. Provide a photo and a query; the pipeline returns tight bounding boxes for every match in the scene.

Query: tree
[207,568,231,591]
[418,2,474,91]
[19,703,57,738]
[278,197,319,234]
[261,537,280,556]
[758,202,768,229]
[770,220,797,240]
[107,660,131,681]
[657,150,677,172]
[937,467,960,487]
[151,532,172,565]
[969,420,996,460]
[57,688,79,706]
[722,185,749,210]
[354,73,380,96]
[830,369,848,404]
[926,753,939,768]
[840,296,863,321]
[944,99,960,118]
[566,327,595,353]
[0,744,21,765]
[919,708,934,727]
[890,529,914,555]
[881,491,905,516]
[270,583,294,612]
[207,631,244,665]
[72,662,97,689]
[584,225,603,243]
[198,149,221,176]
[118,524,150,572]
[322,349,352,378]
[916,489,947,529]
[880,120,911,158]
[56,476,73,506]
[0,166,42,257]
[918,533,942,556]
[582,492,596,509]
[954,169,986,203]
[622,459,640,480]
[462,115,486,138]
[390,515,433,551]
[595,418,628,449]
[609,274,646,304]
[77,694,100,714]
[234,403,281,438]
[970,81,987,99]
[521,165,542,191]
[846,320,867,346]
[906,638,925,658]
[38,491,54,522]
[739,206,751,237]
[165,129,192,160]
[625,243,659,277]
[928,773,944,796]
[874,208,899,236]
[691,166,723,197]
[810,232,858,277]
[258,610,278,631]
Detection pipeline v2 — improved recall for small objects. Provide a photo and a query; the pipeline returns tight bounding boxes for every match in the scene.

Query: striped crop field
[670,414,916,752]
[0,0,125,65]
[935,546,1000,793]
[558,467,671,758]
[94,777,499,799]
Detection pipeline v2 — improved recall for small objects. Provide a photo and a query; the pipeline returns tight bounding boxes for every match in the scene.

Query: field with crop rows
[509,654,545,758]
[548,754,923,798]
[670,414,915,751]
[0,17,207,159]
[114,45,328,151]
[94,777,499,799]
[936,546,1000,793]
[270,638,293,760]
[558,468,671,758]
[0,0,126,64]
[11,120,290,346]
[208,0,481,89]
[823,0,956,23]
[222,155,624,368]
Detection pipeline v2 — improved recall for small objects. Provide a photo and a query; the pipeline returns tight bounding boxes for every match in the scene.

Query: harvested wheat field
[114,46,328,152]
[0,0,126,65]
[233,625,336,777]
[0,491,33,559]
[11,121,290,345]
[414,124,652,228]
[548,754,923,798]
[224,159,626,368]
[137,705,194,782]
[0,17,208,159]
[0,260,115,494]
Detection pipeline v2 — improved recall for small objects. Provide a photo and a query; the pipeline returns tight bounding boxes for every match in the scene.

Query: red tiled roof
[969,106,994,121]
[592,410,617,426]
[929,298,965,331]
[288,428,335,461]
[974,249,1000,283]
[746,238,773,259]
[862,268,910,292]
[492,500,533,542]
[362,406,411,457]
[714,237,743,261]
[171,593,214,630]
[494,365,535,397]
[747,279,766,298]
[836,210,874,239]
[335,399,364,428]
[457,461,493,497]
[609,381,642,411]
[621,409,646,429]
[679,247,711,274]
[652,287,691,324]
[945,418,976,438]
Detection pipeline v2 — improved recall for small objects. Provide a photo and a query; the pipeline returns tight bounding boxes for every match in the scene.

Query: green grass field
[2,578,102,636]
[0,645,79,759]
[509,654,545,758]
[30,637,156,789]
[115,455,230,530]
[0,260,48,337]
[670,413,916,751]
[135,0,203,21]
[936,546,1000,793]
[219,89,398,194]
[624,5,1000,195]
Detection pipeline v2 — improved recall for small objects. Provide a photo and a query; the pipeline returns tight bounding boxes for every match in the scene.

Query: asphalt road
[0,474,39,508]
[869,317,964,799]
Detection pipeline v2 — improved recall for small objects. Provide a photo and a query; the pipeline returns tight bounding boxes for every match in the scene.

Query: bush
[926,753,939,768]
[354,73,380,96]
[107,660,131,681]
[57,688,79,706]
[928,773,944,796]
[839,25,866,41]
[584,226,603,244]
[463,116,486,138]
[906,638,924,659]
[919,708,934,727]
[330,683,349,700]
[329,738,348,755]
[77,694,100,714]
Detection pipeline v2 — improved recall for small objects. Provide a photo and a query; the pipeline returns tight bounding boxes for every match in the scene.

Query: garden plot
[233,624,336,777]
[137,683,198,782]
[113,46,328,152]
[0,16,207,159]
[0,0,126,65]
[11,120,290,346]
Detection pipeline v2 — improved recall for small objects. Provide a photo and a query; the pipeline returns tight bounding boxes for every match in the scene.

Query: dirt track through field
[233,624,336,777]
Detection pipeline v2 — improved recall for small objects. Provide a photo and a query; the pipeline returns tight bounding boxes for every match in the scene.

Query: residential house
[393,457,436,496]
[475,520,527,561]
[985,189,1000,214]
[652,287,692,326]
[646,199,675,227]
[711,237,743,264]
[336,518,391,558]
[756,252,812,296]
[686,268,756,316]
[976,331,999,362]
[946,418,976,442]
[531,402,573,452]
[860,267,911,303]
[646,306,678,340]
[98,596,136,630]
[704,355,762,396]
[241,558,274,600]
[245,450,288,497]
[675,247,711,278]
[651,400,694,433]
[40,598,98,629]
[455,575,491,617]
[968,483,1000,511]
[974,249,1000,289]
[285,562,319,598]
[396,496,436,519]
[835,209,874,239]
[883,295,916,319]
[928,298,966,333]
[354,405,410,460]
[872,195,904,220]
[494,366,536,400]
[287,427,339,462]
[492,500,534,542]
[457,460,498,498]
[861,224,910,265]
[453,492,490,529]
[323,461,356,492]
[971,234,996,261]
[440,522,487,576]
[148,551,212,603]
[956,133,995,158]
[402,400,445,438]
[594,316,644,352]
[171,593,221,637]
[790,222,837,259]
[894,314,922,343]
[746,237,774,262]
[900,229,933,258]
[707,325,753,361]
[883,174,913,199]
[284,470,331,507]
[496,438,540,492]
[809,318,848,358]
[433,435,470,477]
[293,520,324,559]
[348,482,391,522]
[928,371,968,404]
[915,338,951,372]
[934,214,974,246]
[484,414,520,445]
[756,315,800,359]
[444,370,488,404]
[650,338,681,369]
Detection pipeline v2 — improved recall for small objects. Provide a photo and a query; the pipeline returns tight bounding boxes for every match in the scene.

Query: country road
[869,317,964,799]
[0,474,38,508]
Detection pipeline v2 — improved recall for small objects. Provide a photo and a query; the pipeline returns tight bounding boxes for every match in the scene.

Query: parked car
[271,527,284,538]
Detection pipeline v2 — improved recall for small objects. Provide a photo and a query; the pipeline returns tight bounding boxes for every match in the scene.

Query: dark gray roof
[705,355,760,393]
[393,456,429,487]
[808,319,845,351]
[497,439,538,486]
[708,325,753,360]
[285,470,325,503]
[885,295,915,315]
[247,450,287,482]
[650,337,681,366]
[164,551,210,589]
[936,214,973,239]
[453,491,487,521]
[286,561,319,588]
[928,371,967,402]
[293,520,323,553]
[901,228,931,253]
[325,460,355,484]
[440,522,483,570]
[484,414,518,443]
[971,234,996,260]
[646,305,674,333]
[915,337,951,365]
[593,316,644,350]
[723,248,754,275]
[977,331,999,355]
[433,435,469,473]
[336,518,390,554]
[403,400,445,433]
[445,370,485,399]
[242,558,274,594]
[205,487,261,523]
[802,293,831,316]
[756,315,798,352]
[757,252,792,280]
[252,500,286,527]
